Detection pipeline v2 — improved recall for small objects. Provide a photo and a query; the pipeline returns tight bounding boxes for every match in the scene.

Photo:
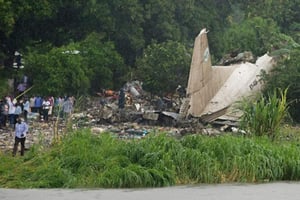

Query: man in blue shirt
[13,116,29,156]
[34,96,43,116]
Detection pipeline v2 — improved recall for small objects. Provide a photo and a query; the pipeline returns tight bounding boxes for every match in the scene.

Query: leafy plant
[240,88,289,138]
[135,40,191,95]
[264,48,300,122]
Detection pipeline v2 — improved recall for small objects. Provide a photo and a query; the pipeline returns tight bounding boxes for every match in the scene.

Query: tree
[24,43,89,96]
[24,32,127,96]
[79,32,127,92]
[232,0,300,44]
[135,40,191,95]
[263,48,300,122]
[142,0,181,44]
[0,1,15,36]
[108,0,145,66]
[220,17,282,57]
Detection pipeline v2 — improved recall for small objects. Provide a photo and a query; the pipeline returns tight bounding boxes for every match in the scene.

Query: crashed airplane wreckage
[180,28,275,124]
[79,28,275,135]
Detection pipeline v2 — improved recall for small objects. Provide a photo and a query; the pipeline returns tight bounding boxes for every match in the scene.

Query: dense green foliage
[1,129,300,188]
[135,41,191,95]
[222,17,281,56]
[0,0,299,120]
[24,33,126,96]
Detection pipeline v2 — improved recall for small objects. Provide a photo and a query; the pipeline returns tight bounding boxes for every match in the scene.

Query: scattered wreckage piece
[218,51,256,66]
[184,28,275,124]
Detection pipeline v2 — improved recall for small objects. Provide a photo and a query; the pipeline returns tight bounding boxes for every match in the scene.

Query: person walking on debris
[13,116,29,156]
[118,88,125,109]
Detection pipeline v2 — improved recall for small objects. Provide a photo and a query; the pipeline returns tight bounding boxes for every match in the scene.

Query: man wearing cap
[13,116,29,156]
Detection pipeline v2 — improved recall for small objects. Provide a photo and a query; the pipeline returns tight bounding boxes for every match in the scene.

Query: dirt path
[1,182,300,200]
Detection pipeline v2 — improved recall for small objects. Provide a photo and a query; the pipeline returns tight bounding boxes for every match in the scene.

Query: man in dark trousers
[13,116,29,156]
[118,88,125,109]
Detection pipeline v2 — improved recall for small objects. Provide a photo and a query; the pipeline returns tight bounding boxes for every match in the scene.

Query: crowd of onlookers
[0,95,75,130]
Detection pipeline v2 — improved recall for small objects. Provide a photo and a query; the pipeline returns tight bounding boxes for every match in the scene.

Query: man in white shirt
[7,96,16,129]
[13,117,29,156]
[42,97,51,122]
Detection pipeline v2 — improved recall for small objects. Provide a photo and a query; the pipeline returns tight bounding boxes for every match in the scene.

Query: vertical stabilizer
[186,29,215,117]
[187,29,212,95]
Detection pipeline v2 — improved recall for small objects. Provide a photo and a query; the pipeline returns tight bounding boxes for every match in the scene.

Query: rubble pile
[0,81,227,153]
[218,51,255,66]
[72,81,207,135]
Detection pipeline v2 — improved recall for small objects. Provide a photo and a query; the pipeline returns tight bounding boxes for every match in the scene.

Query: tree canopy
[135,40,191,95]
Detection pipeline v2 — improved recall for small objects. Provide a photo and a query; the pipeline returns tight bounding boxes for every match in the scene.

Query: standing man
[118,88,125,109]
[23,97,30,122]
[42,97,51,122]
[62,97,73,119]
[7,96,16,129]
[13,116,29,156]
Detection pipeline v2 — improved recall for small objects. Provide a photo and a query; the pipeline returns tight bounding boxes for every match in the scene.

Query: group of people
[0,95,75,127]
[0,95,75,156]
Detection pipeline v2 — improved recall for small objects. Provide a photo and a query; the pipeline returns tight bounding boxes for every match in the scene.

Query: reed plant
[240,88,289,139]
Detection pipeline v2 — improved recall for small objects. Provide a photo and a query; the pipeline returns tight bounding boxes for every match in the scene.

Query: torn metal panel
[185,28,275,122]
[143,111,159,121]
[161,111,180,120]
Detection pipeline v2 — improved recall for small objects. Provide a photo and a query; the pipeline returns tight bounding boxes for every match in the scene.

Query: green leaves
[221,17,281,56]
[135,40,191,95]
[25,43,89,96]
[79,32,126,91]
[0,1,15,36]
[264,48,300,122]
[24,32,126,95]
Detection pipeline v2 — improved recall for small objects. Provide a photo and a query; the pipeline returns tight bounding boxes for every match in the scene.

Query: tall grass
[240,88,289,138]
[1,128,300,188]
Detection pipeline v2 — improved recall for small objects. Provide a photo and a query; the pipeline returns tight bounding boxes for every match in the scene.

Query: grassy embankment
[0,126,300,188]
